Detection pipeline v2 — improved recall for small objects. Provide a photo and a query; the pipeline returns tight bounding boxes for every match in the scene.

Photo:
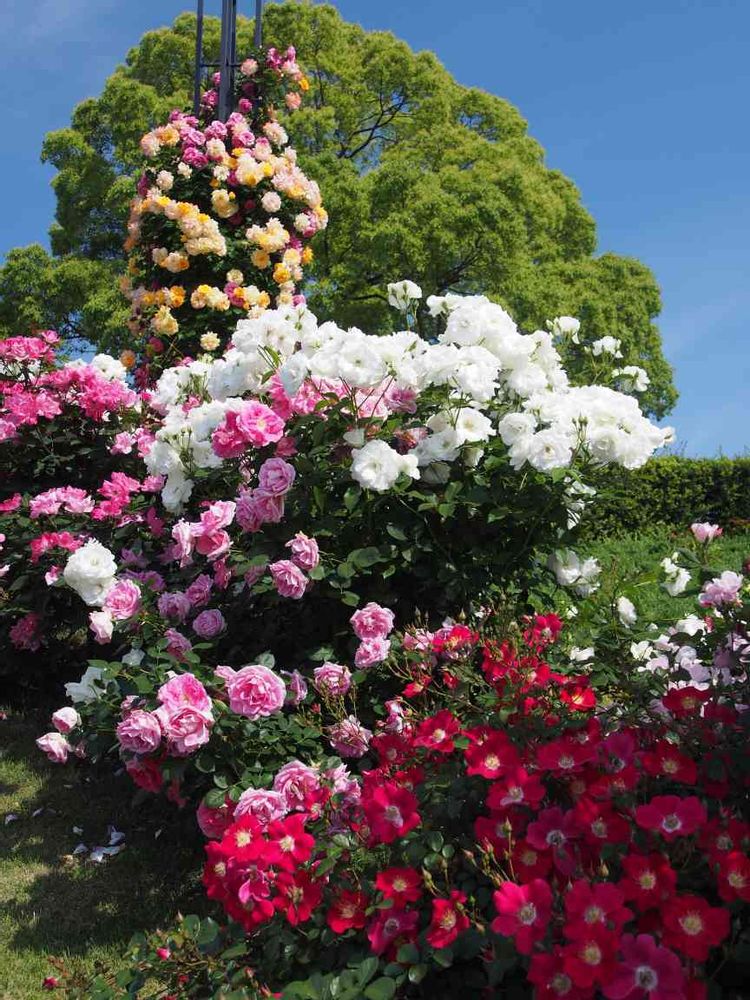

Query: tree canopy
[0,2,676,415]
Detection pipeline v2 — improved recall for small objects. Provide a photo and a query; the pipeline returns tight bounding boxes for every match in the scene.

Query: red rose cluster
[200,615,749,996]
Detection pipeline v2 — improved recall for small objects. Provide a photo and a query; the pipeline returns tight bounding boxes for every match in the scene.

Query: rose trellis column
[193,0,265,118]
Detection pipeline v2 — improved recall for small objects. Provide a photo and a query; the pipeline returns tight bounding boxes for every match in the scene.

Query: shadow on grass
[0,712,209,963]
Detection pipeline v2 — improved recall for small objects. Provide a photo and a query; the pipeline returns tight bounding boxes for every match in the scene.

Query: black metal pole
[193,0,205,116]
[254,0,263,47]
[218,0,238,120]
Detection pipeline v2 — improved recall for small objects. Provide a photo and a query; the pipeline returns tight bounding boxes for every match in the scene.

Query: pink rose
[157,673,213,718]
[171,520,194,567]
[192,608,226,638]
[328,716,372,758]
[355,636,391,669]
[313,662,352,697]
[36,732,71,763]
[154,705,212,756]
[213,557,232,590]
[196,799,234,839]
[258,457,296,495]
[691,522,723,543]
[236,488,285,532]
[234,788,288,825]
[215,664,286,718]
[699,571,744,608]
[244,563,267,588]
[116,709,162,754]
[281,669,308,705]
[285,532,319,571]
[211,411,247,459]
[103,579,142,620]
[185,574,213,608]
[269,559,307,599]
[52,707,80,734]
[158,591,191,622]
[194,528,231,561]
[273,760,321,810]
[165,628,193,661]
[350,602,395,640]
[89,609,114,644]
[235,400,285,447]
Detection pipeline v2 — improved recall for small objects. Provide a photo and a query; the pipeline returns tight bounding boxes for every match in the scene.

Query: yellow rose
[200,332,221,352]
[251,249,271,269]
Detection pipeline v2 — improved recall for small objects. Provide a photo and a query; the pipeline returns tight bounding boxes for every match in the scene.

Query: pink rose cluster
[235,458,296,534]
[171,500,236,567]
[142,673,214,757]
[699,570,744,609]
[29,486,94,518]
[211,401,285,459]
[214,663,286,719]
[351,602,395,669]
[35,706,82,763]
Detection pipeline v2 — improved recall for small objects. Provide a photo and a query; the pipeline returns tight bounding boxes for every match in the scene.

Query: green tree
[0,2,676,416]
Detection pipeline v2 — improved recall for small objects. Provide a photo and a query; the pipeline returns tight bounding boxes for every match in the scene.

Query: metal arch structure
[193,0,265,118]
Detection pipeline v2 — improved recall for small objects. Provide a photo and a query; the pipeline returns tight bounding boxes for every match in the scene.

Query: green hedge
[583,456,750,537]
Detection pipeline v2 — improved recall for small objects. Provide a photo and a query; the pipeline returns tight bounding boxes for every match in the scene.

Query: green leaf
[357,957,379,985]
[348,546,383,568]
[363,979,396,1000]
[396,942,419,964]
[197,916,219,946]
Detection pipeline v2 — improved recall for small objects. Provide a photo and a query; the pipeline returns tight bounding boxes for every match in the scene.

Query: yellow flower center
[679,912,704,936]
[584,905,604,924]
[582,943,602,965]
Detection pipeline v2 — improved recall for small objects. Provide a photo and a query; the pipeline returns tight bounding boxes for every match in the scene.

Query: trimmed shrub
[583,456,750,537]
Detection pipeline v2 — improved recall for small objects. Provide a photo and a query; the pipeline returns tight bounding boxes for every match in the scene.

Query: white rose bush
[2,37,749,1000]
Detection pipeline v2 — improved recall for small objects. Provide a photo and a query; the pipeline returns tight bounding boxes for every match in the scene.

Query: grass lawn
[0,712,207,1000]
[587,525,750,624]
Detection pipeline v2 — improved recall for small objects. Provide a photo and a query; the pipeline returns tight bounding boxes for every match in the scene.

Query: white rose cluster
[139,289,671,510]
[549,549,602,597]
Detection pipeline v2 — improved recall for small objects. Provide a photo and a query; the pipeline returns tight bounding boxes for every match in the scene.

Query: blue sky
[1,0,748,455]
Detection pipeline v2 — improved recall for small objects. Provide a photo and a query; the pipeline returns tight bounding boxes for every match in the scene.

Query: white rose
[63,540,117,606]
[91,354,127,382]
[350,439,420,492]
[548,316,580,340]
[591,336,623,358]
[569,646,594,662]
[162,473,194,512]
[661,556,691,597]
[387,280,423,312]
[64,665,106,704]
[617,596,638,627]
